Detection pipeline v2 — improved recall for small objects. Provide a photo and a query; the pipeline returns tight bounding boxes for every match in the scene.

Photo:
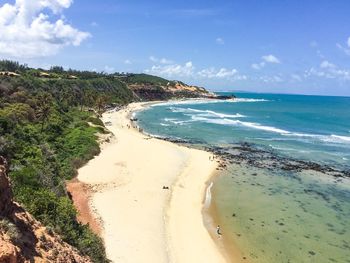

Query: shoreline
[74,102,237,262]
[205,173,248,263]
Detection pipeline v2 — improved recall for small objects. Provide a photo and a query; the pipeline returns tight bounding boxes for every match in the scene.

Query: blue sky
[1,0,350,95]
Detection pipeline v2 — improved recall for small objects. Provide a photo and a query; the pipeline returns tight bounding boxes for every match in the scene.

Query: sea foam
[190,116,289,133]
[188,115,350,145]
[170,107,246,118]
[152,97,270,107]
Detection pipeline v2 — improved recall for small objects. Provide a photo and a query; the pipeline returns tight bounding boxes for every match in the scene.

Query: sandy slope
[77,102,227,263]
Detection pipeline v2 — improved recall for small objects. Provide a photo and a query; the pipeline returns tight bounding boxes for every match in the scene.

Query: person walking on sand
[217,225,222,236]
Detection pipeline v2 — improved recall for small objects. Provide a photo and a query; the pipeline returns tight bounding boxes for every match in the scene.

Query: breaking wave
[152,97,270,107]
[169,107,246,118]
[188,116,350,144]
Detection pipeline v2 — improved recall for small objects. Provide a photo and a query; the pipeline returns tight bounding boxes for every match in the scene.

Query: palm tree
[96,95,108,113]
[35,92,52,132]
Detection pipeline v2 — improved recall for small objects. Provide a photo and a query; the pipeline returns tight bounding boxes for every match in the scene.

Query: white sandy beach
[77,102,228,263]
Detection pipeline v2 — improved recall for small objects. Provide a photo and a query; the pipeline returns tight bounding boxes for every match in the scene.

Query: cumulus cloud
[320,60,336,69]
[251,54,280,70]
[305,61,350,80]
[145,60,247,81]
[261,54,280,64]
[124,59,132,65]
[251,62,265,70]
[198,67,246,80]
[0,0,90,58]
[216,37,224,45]
[260,75,283,83]
[145,61,195,78]
[149,56,173,64]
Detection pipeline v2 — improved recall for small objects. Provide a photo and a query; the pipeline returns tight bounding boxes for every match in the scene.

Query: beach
[76,102,231,262]
[132,94,350,263]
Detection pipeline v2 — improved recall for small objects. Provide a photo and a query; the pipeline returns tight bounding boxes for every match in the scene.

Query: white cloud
[198,67,246,80]
[149,56,173,64]
[144,61,194,78]
[320,60,336,69]
[145,61,247,81]
[337,43,350,56]
[251,62,265,70]
[149,56,157,63]
[124,59,132,65]
[260,75,283,83]
[336,37,350,56]
[305,67,325,78]
[261,54,280,64]
[252,54,280,70]
[305,62,350,81]
[0,0,90,58]
[216,37,224,45]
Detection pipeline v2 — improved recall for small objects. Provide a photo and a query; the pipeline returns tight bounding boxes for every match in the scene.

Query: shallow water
[212,165,350,263]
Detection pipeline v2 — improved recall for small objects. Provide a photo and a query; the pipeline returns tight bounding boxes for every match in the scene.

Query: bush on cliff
[0,60,135,262]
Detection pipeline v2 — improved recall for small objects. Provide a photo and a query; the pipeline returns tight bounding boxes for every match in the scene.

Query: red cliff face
[0,156,92,263]
[0,157,12,216]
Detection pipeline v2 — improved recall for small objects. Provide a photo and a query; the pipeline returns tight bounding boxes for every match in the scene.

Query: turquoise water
[137,93,350,167]
[136,93,350,262]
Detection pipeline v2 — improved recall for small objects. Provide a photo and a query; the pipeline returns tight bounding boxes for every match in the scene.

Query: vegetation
[0,60,135,262]
[121,73,176,86]
[0,59,208,261]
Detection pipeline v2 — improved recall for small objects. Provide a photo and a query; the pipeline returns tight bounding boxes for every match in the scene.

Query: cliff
[0,156,92,263]
[117,73,216,101]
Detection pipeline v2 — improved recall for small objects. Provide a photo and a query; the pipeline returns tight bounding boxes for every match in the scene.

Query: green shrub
[87,116,104,127]
[0,60,142,262]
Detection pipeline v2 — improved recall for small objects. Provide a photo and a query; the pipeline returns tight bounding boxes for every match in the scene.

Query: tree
[35,92,53,132]
[50,66,64,74]
[0,60,28,72]
[95,95,108,113]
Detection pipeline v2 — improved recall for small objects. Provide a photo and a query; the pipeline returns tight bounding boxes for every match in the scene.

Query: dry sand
[77,102,229,263]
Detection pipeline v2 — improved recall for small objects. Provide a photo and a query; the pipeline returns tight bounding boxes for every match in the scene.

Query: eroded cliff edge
[0,156,92,263]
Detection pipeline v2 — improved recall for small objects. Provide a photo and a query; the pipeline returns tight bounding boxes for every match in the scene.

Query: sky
[0,0,350,96]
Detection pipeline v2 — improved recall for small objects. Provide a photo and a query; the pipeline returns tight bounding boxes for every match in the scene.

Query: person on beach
[217,225,222,236]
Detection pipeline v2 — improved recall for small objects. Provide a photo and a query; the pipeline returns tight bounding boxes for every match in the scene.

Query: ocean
[135,93,350,263]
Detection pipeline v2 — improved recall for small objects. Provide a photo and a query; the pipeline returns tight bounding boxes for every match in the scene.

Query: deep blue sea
[136,93,350,263]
